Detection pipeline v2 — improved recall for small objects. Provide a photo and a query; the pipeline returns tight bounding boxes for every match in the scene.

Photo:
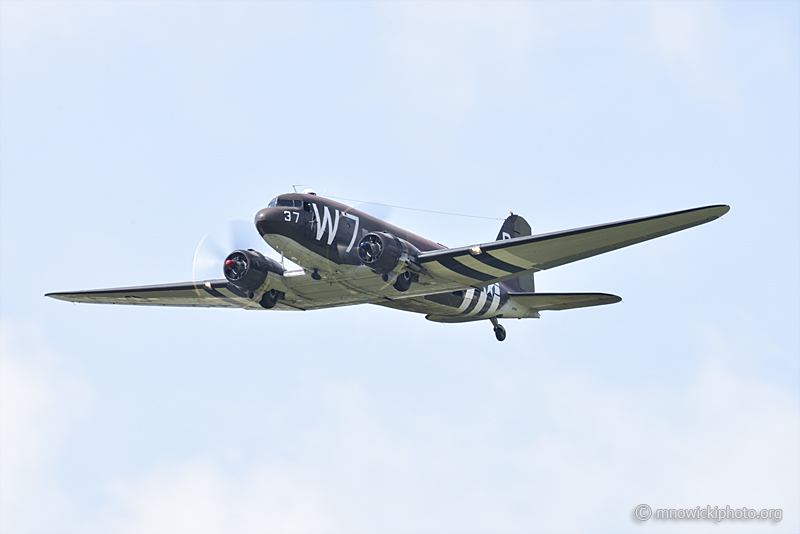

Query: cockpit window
[271,197,303,208]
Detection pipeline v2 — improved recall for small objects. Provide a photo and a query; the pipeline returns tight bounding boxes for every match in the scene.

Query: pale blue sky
[1,2,798,533]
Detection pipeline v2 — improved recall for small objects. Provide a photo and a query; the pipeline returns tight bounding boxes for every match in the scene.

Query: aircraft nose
[255,208,284,237]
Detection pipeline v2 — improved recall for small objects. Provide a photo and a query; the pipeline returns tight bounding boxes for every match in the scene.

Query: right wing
[418,205,729,287]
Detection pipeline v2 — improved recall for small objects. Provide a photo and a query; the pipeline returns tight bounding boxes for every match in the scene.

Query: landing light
[469,246,482,256]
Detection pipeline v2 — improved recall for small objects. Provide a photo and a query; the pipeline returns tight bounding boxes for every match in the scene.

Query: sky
[1,1,798,533]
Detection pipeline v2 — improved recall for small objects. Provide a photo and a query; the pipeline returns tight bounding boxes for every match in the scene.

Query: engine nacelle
[357,232,419,274]
[223,249,283,292]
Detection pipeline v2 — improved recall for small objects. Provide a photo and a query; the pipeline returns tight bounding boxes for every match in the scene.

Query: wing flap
[418,205,729,287]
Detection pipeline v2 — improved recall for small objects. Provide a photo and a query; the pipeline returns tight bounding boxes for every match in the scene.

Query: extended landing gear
[381,271,413,292]
[490,317,506,342]
[393,271,413,292]
[259,289,280,309]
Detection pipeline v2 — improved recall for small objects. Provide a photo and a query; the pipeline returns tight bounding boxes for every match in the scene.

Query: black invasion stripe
[458,291,481,315]
[422,292,463,308]
[438,256,495,282]
[480,206,730,255]
[417,205,729,265]
[476,294,495,316]
[476,253,526,274]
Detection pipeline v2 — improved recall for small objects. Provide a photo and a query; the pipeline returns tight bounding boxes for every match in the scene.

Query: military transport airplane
[46,191,729,341]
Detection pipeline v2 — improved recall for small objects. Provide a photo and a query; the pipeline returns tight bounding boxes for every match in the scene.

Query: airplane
[46,190,730,341]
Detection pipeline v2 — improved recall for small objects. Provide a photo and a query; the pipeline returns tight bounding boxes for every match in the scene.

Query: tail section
[496,214,535,292]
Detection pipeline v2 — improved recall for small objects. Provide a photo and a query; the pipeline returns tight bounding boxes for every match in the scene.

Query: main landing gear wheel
[490,317,506,342]
[259,288,279,309]
[393,271,412,292]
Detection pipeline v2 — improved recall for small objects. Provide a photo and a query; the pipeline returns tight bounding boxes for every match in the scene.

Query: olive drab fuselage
[254,193,517,322]
[255,193,443,265]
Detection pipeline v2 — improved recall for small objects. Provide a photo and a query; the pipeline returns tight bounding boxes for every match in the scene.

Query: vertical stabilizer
[496,214,535,292]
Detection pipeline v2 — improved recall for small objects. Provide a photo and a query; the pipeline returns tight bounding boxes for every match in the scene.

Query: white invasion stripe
[466,289,488,316]
[489,248,534,269]
[427,263,477,285]
[455,289,475,313]
[484,293,501,316]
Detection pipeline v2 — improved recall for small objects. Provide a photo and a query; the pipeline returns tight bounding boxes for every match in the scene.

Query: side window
[303,202,311,212]
[268,198,277,208]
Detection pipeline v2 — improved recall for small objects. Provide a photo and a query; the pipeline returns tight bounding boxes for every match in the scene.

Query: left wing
[418,205,729,288]
[45,280,302,310]
[45,273,387,311]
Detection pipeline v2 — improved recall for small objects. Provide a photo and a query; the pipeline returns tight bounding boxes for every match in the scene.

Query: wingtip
[702,204,730,219]
[45,292,72,302]
[714,204,731,219]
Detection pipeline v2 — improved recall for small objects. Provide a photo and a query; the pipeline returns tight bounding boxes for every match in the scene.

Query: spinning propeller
[191,219,268,282]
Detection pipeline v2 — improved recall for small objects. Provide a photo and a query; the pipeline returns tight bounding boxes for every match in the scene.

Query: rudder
[496,213,535,292]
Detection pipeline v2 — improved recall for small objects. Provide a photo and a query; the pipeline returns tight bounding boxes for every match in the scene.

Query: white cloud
[0,317,795,533]
[376,0,747,134]
[80,343,798,533]
[0,322,90,533]
[0,1,303,71]
[95,459,342,534]
[640,1,738,105]
[377,2,554,125]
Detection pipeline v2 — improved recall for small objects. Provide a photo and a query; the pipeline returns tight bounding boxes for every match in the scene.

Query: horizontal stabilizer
[424,314,490,324]
[508,292,621,312]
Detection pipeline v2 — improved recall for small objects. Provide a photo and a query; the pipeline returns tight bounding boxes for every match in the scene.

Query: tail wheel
[393,271,412,292]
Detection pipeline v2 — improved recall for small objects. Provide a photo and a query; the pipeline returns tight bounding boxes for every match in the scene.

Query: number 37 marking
[284,211,299,223]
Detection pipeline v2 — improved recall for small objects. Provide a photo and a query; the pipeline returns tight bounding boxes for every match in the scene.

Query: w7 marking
[312,204,339,245]
[312,203,360,251]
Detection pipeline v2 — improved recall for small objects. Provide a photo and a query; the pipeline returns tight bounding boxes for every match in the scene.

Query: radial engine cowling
[357,232,419,274]
[224,249,283,292]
